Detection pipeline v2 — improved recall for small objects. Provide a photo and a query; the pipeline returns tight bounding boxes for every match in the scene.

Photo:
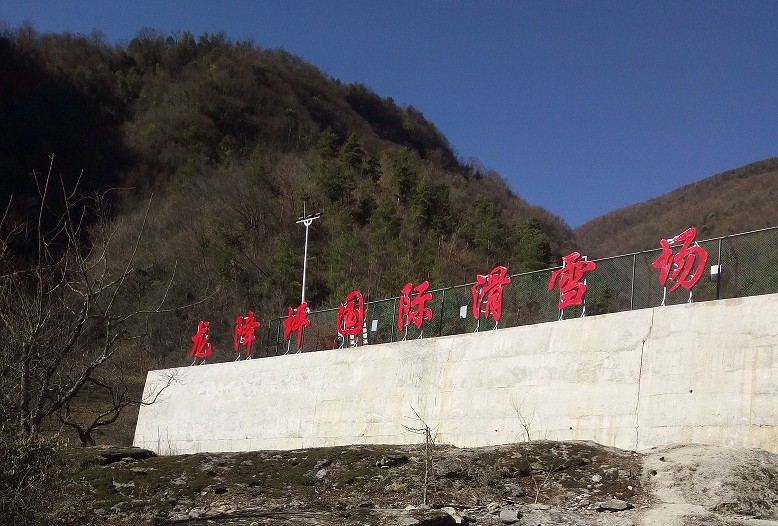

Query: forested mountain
[0,26,574,369]
[575,158,778,257]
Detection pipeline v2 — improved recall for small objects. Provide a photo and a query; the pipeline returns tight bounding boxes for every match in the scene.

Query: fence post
[275,320,282,356]
[716,237,722,300]
[437,288,446,337]
[391,298,397,343]
[630,254,636,310]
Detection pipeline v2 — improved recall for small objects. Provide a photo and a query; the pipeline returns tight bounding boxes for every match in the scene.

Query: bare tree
[0,157,180,445]
[404,407,435,506]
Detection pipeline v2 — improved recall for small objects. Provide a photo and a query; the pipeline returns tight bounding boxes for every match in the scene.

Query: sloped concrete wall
[134,294,778,454]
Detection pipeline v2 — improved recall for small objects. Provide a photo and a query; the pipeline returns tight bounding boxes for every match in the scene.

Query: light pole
[296,210,321,306]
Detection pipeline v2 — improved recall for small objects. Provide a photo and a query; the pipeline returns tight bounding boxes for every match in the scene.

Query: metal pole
[437,289,446,337]
[391,298,397,343]
[716,238,722,300]
[301,220,310,305]
[296,210,321,306]
[630,254,636,310]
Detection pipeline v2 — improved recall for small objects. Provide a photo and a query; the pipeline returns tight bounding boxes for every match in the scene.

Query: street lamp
[296,210,322,306]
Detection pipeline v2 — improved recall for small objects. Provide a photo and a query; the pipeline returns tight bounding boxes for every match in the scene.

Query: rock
[596,499,633,512]
[378,454,411,468]
[199,461,217,473]
[460,510,476,523]
[188,507,206,519]
[498,507,521,524]
[315,468,327,479]
[591,474,602,483]
[396,508,456,525]
[486,501,501,514]
[435,458,467,479]
[95,446,156,465]
[314,458,330,469]
[504,482,526,497]
[211,484,228,494]
[440,506,464,524]
[111,480,135,490]
[385,481,408,491]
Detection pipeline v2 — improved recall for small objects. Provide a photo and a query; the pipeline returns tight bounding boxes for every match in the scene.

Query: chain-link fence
[256,226,778,357]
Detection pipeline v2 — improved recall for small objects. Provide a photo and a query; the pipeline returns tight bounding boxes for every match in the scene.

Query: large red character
[398,281,434,332]
[651,227,709,297]
[234,311,260,358]
[548,252,597,310]
[337,290,365,337]
[472,265,511,324]
[283,302,311,351]
[190,320,213,363]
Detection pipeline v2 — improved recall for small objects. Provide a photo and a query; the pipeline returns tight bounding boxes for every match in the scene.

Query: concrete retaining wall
[134,294,778,454]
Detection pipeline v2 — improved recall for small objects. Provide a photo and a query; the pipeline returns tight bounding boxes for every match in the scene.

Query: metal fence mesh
[258,226,778,356]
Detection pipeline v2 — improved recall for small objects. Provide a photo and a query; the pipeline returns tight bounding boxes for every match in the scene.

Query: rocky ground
[60,440,778,526]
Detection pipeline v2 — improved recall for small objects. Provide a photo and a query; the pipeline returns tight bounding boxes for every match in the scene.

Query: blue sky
[2,1,776,227]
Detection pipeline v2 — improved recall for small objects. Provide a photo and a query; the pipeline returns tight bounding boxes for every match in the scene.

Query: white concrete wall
[134,294,778,454]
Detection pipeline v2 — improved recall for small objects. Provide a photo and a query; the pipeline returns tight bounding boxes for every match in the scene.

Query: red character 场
[651,227,708,303]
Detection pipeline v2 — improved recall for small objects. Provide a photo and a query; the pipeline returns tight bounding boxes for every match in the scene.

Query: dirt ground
[60,440,778,526]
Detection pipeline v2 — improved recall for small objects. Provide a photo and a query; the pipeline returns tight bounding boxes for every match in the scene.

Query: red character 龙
[398,281,434,334]
[472,265,511,326]
[234,311,260,358]
[283,302,311,351]
[548,252,597,311]
[190,320,213,364]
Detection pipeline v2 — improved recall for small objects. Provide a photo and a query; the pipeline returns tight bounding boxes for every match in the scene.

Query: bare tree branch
[0,161,189,443]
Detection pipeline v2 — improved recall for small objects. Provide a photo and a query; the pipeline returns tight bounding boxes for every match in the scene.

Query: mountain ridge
[574,157,778,257]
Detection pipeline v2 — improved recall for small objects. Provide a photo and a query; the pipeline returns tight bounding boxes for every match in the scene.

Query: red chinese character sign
[283,302,311,352]
[190,320,213,365]
[651,227,709,305]
[472,266,511,330]
[398,281,434,339]
[548,252,597,318]
[337,290,365,347]
[234,311,260,359]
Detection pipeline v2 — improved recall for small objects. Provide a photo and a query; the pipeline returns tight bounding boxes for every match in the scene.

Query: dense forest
[0,25,575,360]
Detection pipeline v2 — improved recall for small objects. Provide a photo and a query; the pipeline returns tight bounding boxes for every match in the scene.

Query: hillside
[575,158,778,257]
[0,26,574,341]
[0,30,577,320]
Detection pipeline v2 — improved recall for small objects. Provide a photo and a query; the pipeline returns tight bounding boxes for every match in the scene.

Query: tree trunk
[20,344,32,434]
